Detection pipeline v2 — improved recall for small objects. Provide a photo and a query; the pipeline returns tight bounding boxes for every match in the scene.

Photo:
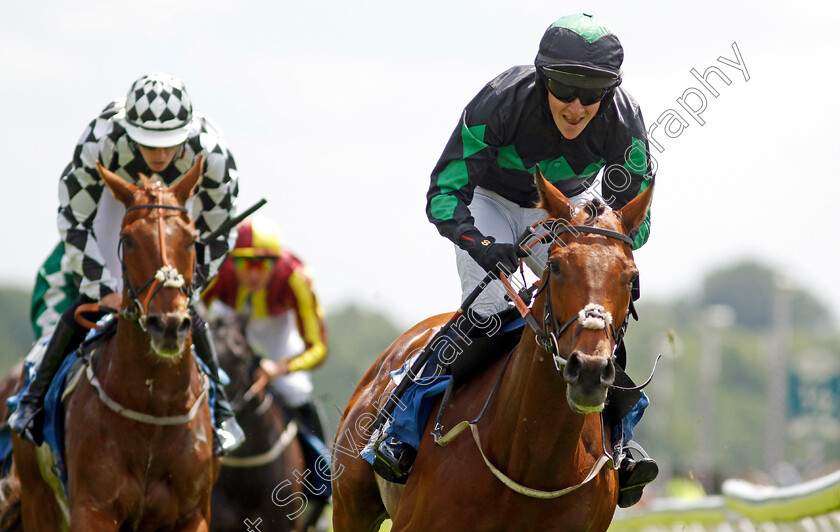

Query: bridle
[510,221,636,371]
[118,196,193,331]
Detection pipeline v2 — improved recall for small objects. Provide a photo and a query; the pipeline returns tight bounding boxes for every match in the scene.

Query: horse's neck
[486,314,589,475]
[236,392,283,449]
[98,319,196,405]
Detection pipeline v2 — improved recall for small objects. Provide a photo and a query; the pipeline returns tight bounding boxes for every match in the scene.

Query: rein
[119,200,191,330]
[431,219,645,499]
[74,196,205,425]
[224,350,295,467]
[503,220,633,370]
[434,349,615,499]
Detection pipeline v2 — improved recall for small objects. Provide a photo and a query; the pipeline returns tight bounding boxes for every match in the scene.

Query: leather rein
[117,200,192,331]
[503,222,635,369]
[434,221,650,499]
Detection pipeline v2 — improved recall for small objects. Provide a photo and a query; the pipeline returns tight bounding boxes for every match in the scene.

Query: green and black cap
[535,13,624,89]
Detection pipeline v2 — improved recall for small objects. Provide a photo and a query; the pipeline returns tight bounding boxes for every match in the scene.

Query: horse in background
[9,158,218,530]
[332,171,654,531]
[209,312,327,531]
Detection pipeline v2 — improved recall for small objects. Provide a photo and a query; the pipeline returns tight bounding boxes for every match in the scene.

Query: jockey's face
[137,145,181,173]
[547,92,601,140]
[232,257,274,293]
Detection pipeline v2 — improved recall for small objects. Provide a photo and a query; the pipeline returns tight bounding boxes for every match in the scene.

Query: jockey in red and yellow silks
[202,218,328,433]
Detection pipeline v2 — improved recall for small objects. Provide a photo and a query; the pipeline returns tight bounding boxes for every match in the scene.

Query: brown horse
[331,172,654,532]
[208,313,320,532]
[11,157,218,531]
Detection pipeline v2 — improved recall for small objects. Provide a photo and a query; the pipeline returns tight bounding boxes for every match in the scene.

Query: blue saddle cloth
[2,337,85,491]
[360,317,526,467]
[2,318,225,496]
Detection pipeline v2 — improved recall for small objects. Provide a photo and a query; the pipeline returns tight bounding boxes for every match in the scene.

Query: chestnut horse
[332,172,654,532]
[11,157,218,530]
[208,313,322,532]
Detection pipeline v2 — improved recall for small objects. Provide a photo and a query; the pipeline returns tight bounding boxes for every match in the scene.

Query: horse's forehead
[550,215,632,266]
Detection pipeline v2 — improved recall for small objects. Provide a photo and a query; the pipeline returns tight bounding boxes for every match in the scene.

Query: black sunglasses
[545,79,609,106]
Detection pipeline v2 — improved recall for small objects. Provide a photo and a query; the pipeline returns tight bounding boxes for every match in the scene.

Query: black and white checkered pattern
[125,72,192,131]
[54,98,239,306]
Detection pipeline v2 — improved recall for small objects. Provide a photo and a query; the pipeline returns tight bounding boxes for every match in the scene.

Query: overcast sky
[3,0,839,329]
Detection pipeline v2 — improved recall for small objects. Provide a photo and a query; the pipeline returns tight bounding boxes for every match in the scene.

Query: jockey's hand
[101,292,122,311]
[256,358,291,381]
[465,235,519,276]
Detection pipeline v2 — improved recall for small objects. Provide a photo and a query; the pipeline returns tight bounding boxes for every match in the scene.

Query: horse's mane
[136,174,158,190]
[574,198,610,226]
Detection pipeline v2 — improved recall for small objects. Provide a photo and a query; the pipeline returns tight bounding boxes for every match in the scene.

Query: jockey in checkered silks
[12,72,244,455]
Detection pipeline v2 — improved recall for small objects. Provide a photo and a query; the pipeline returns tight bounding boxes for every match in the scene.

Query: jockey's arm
[187,118,240,289]
[285,267,327,373]
[57,105,123,301]
[600,92,654,250]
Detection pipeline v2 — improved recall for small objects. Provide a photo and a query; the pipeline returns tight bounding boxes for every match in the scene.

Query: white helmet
[124,72,194,148]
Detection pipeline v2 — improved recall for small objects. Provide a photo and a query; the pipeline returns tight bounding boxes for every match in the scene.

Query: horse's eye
[549,259,562,275]
[123,236,135,251]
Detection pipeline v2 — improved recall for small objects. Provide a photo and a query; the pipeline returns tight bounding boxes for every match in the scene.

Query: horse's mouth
[151,342,184,360]
[145,312,192,359]
[566,387,607,414]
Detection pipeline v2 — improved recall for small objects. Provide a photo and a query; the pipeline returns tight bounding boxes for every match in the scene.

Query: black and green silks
[426,65,653,250]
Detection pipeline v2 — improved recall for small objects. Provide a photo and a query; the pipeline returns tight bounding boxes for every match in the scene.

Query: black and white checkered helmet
[124,72,194,147]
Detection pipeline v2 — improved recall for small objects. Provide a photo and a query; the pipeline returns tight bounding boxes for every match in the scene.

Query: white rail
[609,469,840,531]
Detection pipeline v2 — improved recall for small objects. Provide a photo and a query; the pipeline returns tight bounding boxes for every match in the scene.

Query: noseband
[118,200,192,331]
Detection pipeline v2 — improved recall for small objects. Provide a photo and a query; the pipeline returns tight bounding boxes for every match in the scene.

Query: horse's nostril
[601,358,616,386]
[179,317,192,336]
[564,352,582,383]
[146,316,164,335]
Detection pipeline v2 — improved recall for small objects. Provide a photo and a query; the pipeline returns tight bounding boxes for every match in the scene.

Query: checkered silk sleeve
[56,99,239,301]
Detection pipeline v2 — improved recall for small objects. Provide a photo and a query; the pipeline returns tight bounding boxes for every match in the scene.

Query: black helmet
[535,13,623,89]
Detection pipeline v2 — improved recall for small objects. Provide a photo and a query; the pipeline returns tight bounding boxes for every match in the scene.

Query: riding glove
[460,231,519,275]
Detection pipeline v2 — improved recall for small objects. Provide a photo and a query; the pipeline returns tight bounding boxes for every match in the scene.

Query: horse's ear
[96,160,137,205]
[171,154,204,205]
[534,166,574,220]
[618,179,655,235]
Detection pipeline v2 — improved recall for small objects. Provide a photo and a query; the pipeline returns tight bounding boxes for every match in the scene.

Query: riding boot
[10,314,88,445]
[617,445,659,508]
[289,400,326,443]
[191,313,245,455]
[371,327,457,483]
[289,400,332,498]
[371,308,524,482]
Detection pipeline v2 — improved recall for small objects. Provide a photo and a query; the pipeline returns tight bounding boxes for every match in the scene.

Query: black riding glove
[460,231,519,276]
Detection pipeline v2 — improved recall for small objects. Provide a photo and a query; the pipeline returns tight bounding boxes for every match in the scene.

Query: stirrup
[215,418,245,454]
[371,438,414,484]
[622,440,652,461]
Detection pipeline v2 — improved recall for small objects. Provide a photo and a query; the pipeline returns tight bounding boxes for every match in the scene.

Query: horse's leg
[331,429,393,532]
[331,410,389,532]
[11,437,66,531]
